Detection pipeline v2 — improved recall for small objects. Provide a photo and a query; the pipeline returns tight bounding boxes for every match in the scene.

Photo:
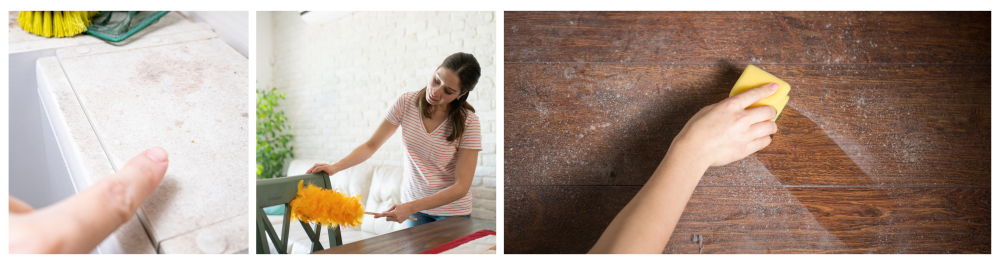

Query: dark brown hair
[416,52,481,142]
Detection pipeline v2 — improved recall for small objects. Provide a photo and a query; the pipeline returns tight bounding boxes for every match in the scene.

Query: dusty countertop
[17,11,249,254]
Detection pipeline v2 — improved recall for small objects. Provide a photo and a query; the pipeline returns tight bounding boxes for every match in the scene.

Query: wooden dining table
[313,217,496,254]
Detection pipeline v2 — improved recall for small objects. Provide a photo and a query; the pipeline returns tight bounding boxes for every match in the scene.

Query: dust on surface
[133,45,208,97]
[9,11,18,29]
[666,157,848,253]
[786,64,982,187]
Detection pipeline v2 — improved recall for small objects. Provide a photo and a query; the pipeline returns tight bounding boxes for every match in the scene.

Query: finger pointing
[37,147,169,253]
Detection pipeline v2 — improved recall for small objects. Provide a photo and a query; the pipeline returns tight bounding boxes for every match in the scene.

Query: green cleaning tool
[18,11,170,42]
[86,11,170,42]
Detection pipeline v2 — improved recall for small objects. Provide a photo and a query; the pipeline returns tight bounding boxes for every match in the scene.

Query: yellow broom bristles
[289,180,364,228]
[18,11,98,38]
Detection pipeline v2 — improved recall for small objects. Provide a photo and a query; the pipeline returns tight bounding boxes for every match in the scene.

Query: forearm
[588,83,780,253]
[589,146,709,253]
[330,142,379,172]
[405,182,471,214]
[322,119,398,174]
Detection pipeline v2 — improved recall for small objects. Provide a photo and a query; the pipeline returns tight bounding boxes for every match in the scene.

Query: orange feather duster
[289,180,364,228]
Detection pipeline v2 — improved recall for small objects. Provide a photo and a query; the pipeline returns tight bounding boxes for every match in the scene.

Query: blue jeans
[405,212,471,228]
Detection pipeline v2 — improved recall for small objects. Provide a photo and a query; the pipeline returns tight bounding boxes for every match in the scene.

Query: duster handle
[364,212,419,221]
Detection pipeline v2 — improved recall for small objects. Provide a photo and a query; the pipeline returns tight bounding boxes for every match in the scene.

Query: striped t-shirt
[385,91,482,216]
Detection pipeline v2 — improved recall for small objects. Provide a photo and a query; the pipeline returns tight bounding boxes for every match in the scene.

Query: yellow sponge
[773,95,789,121]
[729,65,791,122]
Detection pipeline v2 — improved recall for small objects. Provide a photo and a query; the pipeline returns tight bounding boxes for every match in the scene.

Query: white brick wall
[264,11,496,221]
[256,11,273,90]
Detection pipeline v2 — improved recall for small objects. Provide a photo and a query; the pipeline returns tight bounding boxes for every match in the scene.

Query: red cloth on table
[419,229,496,254]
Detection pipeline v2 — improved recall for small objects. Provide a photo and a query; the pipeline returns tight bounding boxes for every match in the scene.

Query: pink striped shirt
[385,91,481,216]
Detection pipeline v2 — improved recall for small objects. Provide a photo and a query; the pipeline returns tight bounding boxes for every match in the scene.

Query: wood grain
[314,217,496,254]
[505,186,990,254]
[505,186,638,254]
[505,11,991,64]
[670,187,991,254]
[503,11,991,254]
[505,64,989,187]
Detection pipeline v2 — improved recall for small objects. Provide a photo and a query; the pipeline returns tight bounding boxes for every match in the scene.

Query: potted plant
[256,87,294,179]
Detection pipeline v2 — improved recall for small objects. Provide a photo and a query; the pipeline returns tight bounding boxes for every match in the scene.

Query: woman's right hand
[306,163,341,175]
[669,83,780,168]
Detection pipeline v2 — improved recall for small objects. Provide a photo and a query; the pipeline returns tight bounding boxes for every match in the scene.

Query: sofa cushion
[361,165,408,235]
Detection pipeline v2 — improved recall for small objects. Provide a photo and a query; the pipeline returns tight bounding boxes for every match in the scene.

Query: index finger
[32,147,168,253]
[729,83,779,109]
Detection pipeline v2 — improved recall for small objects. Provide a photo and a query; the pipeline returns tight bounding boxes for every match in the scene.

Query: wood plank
[504,64,989,187]
[504,185,638,254]
[505,11,991,64]
[669,187,990,254]
[504,185,990,254]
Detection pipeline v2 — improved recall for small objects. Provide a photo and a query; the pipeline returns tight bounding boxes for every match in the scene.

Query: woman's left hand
[306,163,342,175]
[373,203,416,224]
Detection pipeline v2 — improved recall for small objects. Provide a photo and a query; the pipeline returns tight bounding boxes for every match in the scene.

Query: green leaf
[255,83,296,179]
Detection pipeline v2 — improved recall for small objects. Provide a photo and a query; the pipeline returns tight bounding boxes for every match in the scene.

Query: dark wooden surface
[504,11,990,254]
[314,217,496,254]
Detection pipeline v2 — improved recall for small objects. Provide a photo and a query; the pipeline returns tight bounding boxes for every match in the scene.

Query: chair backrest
[255,172,343,254]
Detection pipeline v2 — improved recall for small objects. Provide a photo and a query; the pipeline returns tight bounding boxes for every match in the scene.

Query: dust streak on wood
[506,64,989,187]
[503,11,991,254]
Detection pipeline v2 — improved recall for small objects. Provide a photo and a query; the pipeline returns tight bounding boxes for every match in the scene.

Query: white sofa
[264,159,408,254]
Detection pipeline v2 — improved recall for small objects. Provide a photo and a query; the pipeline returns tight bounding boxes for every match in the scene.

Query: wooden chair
[256,172,343,254]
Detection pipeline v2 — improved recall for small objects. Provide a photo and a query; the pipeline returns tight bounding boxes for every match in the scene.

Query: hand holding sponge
[729,65,791,121]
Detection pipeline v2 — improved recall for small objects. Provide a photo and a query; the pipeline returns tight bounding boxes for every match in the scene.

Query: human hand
[9,147,169,254]
[373,203,415,224]
[305,163,341,175]
[670,83,780,168]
